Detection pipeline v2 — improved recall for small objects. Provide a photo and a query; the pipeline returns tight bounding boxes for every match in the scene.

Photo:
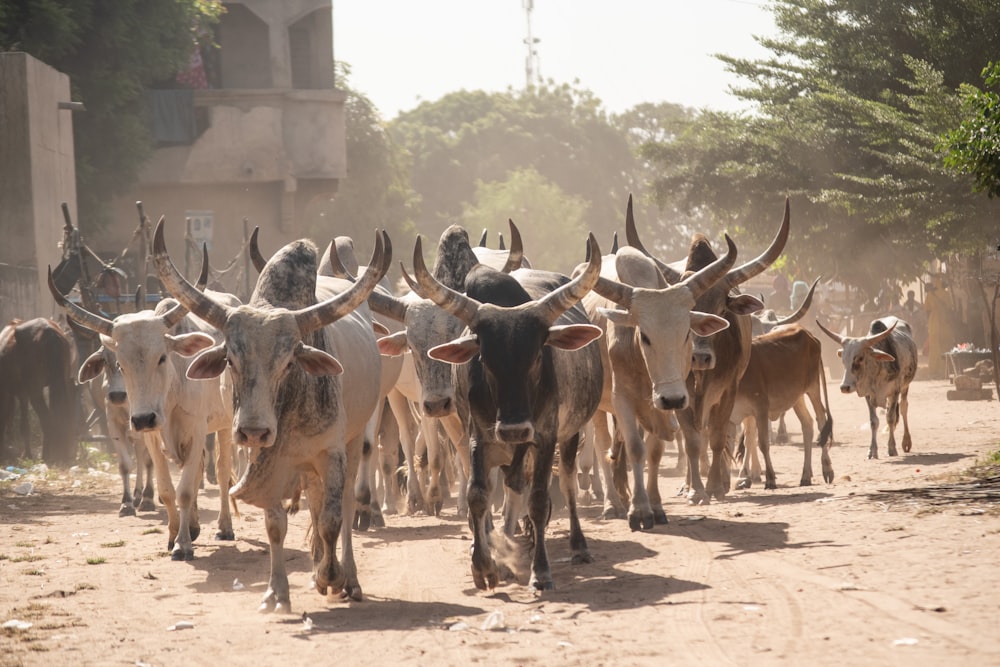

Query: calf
[730,324,833,489]
[817,316,917,459]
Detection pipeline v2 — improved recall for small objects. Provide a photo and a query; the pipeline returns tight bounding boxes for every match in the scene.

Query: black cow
[403,234,604,591]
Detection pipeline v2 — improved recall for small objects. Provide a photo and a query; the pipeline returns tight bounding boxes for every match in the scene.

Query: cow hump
[252,240,319,308]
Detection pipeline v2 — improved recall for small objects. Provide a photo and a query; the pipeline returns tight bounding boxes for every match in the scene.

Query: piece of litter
[448,621,469,632]
[481,610,505,631]
[13,482,33,496]
[167,621,194,631]
[2,619,32,631]
[836,583,862,591]
[557,641,574,648]
[71,532,89,538]
[232,578,245,591]
[72,479,82,488]
[893,637,919,647]
[681,515,706,522]
[529,613,543,623]
[743,605,761,612]
[301,614,314,631]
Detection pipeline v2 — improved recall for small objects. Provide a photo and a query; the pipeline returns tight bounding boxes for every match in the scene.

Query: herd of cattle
[0,197,919,612]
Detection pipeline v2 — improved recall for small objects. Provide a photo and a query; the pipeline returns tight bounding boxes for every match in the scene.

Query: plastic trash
[301,614,314,632]
[893,638,919,647]
[166,621,194,631]
[448,621,469,632]
[480,610,505,631]
[232,578,245,591]
[2,619,32,630]
[13,482,33,496]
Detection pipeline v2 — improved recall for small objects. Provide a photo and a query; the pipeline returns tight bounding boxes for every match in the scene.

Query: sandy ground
[1,375,999,667]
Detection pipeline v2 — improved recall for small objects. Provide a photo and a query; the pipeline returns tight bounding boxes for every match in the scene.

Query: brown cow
[730,324,833,489]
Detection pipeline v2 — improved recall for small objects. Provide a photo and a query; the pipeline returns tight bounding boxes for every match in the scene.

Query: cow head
[402,234,604,445]
[371,221,524,419]
[816,318,897,395]
[151,218,389,447]
[79,344,127,406]
[626,198,789,371]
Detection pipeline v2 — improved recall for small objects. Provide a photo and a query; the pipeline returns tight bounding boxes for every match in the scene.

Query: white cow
[153,221,387,612]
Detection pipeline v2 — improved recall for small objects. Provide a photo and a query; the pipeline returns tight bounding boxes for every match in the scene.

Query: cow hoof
[342,584,363,602]
[371,512,386,529]
[799,478,813,487]
[764,481,777,491]
[653,509,668,525]
[189,523,201,543]
[215,529,235,541]
[170,547,194,561]
[868,451,878,460]
[687,490,710,506]
[353,509,372,532]
[736,478,751,490]
[472,566,499,591]
[824,471,835,484]
[119,504,136,518]
[433,500,443,517]
[137,499,156,512]
[572,550,595,565]
[627,513,653,531]
[529,574,555,591]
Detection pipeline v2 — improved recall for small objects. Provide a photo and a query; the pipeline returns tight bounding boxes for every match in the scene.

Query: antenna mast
[523,0,541,88]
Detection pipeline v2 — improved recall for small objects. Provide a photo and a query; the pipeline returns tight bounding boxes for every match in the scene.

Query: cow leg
[27,389,51,461]
[591,411,625,519]
[885,392,900,457]
[502,445,529,539]
[899,385,912,453]
[756,407,778,490]
[559,433,593,563]
[214,427,235,540]
[340,435,364,600]
[736,417,756,489]
[376,400,401,515]
[419,416,445,515]
[171,433,205,561]
[108,414,136,517]
[792,397,815,486]
[388,390,422,514]
[527,440,557,591]
[145,434,180,553]
[312,447,350,599]
[353,423,377,531]
[679,410,709,505]
[468,434,500,590]
[441,413,470,518]
[705,394,736,501]
[136,436,157,511]
[866,397,880,459]
[644,431,668,525]
[775,412,790,444]
[204,433,217,486]
[260,503,291,613]
[576,421,597,505]
[612,396,654,530]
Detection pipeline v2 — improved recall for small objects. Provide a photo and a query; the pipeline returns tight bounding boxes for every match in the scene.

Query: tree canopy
[943,62,1000,200]
[0,0,223,228]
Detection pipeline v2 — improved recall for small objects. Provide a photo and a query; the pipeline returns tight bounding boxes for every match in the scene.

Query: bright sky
[333,0,778,119]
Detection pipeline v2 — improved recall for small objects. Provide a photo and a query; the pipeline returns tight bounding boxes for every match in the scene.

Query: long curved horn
[151,217,234,330]
[478,228,488,247]
[158,243,210,329]
[681,234,738,300]
[611,231,619,254]
[623,193,683,284]
[499,219,524,273]
[498,232,506,251]
[861,319,897,349]
[724,197,790,288]
[773,276,820,327]
[249,227,267,273]
[326,238,358,281]
[294,230,389,337]
[401,236,481,327]
[48,266,114,337]
[534,234,601,324]
[591,276,635,309]
[815,318,845,345]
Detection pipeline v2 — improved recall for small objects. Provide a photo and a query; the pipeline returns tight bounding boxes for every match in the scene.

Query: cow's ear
[728,294,764,315]
[187,344,228,380]
[377,330,409,357]
[168,332,216,357]
[428,335,480,364]
[547,324,602,351]
[372,320,390,335]
[690,312,729,337]
[871,349,896,363]
[597,307,637,327]
[78,349,106,383]
[295,343,344,376]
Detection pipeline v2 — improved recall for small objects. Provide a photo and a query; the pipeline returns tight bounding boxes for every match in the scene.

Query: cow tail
[818,358,834,446]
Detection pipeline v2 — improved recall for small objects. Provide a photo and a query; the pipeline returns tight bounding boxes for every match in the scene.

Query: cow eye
[115,362,121,371]
[640,332,651,346]
[158,354,167,365]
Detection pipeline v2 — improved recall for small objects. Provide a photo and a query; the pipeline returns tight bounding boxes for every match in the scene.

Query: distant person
[924,278,955,378]
[790,280,810,312]
[769,275,791,314]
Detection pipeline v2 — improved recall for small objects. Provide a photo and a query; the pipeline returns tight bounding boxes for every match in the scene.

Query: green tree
[0,0,223,228]
[943,62,1000,199]
[389,82,640,257]
[304,64,417,261]
[643,0,1000,295]
[461,167,589,274]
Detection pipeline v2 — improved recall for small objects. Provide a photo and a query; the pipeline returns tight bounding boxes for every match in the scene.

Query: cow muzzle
[653,393,687,411]
[691,350,715,371]
[130,412,159,432]
[422,396,454,418]
[236,425,273,447]
[495,420,534,444]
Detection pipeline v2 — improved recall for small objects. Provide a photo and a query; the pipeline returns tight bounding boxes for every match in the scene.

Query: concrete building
[103,0,346,296]
[0,52,79,323]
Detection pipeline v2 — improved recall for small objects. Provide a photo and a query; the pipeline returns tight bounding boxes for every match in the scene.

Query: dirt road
[2,377,999,666]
